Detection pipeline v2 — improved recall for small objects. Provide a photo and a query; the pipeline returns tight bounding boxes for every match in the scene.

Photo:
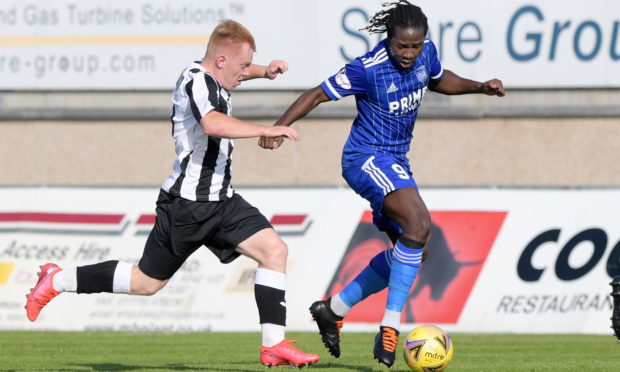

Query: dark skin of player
[260,25,505,248]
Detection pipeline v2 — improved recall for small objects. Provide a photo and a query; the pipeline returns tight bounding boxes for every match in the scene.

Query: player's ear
[215,55,227,69]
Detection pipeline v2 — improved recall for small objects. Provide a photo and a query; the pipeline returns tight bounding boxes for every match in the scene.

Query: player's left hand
[264,60,289,80]
[482,79,505,97]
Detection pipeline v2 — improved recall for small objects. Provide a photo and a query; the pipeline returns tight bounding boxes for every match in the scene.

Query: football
[403,324,454,371]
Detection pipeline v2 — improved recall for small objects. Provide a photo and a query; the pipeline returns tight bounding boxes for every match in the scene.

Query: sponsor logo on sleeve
[414,66,429,86]
[335,68,351,89]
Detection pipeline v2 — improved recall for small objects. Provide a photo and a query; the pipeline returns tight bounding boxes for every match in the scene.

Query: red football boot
[260,339,320,368]
[25,263,62,321]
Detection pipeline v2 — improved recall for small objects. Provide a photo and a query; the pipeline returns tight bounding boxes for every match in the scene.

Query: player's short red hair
[207,19,256,53]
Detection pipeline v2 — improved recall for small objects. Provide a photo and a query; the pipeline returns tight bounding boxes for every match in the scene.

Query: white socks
[51,261,133,294]
[52,268,77,292]
[256,268,286,347]
[261,323,286,347]
[330,294,351,318]
[381,309,401,331]
[112,261,133,294]
[255,268,286,291]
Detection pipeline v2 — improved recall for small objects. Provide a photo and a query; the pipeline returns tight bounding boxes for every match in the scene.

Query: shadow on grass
[71,364,207,371]
[310,362,376,371]
[75,363,236,372]
[68,362,379,372]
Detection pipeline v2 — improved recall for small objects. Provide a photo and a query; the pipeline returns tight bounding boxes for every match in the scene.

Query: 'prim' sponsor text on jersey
[321,39,443,162]
[161,61,234,201]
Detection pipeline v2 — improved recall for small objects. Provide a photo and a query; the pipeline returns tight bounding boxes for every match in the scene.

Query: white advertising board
[0,0,618,90]
[0,187,618,334]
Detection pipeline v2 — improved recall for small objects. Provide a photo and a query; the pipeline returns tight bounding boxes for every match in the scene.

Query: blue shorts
[342,153,418,234]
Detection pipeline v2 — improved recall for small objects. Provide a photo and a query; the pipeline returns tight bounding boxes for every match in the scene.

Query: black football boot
[373,326,399,367]
[309,299,344,357]
[610,275,620,342]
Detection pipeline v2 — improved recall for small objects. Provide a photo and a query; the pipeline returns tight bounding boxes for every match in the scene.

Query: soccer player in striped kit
[260,1,504,367]
[25,19,319,368]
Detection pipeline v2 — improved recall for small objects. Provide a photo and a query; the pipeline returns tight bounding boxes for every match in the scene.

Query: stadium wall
[1,115,619,187]
[0,89,620,187]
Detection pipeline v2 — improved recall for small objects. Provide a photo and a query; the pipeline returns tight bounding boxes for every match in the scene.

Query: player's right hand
[259,135,285,149]
[259,126,297,149]
[262,126,299,141]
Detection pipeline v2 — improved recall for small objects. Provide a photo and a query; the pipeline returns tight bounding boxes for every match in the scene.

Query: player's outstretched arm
[200,110,299,140]
[258,85,331,149]
[430,69,505,97]
[245,60,289,81]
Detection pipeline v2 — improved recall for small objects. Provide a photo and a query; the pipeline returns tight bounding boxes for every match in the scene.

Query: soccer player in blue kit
[260,0,505,367]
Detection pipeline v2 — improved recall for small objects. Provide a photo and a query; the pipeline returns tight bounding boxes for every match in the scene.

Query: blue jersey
[321,39,443,163]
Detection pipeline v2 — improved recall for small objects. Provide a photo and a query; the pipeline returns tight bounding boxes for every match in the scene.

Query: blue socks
[386,238,423,313]
[334,237,424,328]
[339,249,391,308]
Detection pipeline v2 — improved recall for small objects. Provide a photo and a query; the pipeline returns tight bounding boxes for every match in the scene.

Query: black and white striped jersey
[161,61,234,201]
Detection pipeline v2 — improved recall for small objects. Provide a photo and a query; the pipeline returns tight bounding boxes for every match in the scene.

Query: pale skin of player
[130,40,298,295]
[259,25,505,249]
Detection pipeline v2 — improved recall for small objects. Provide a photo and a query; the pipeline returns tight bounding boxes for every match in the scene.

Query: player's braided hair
[362,1,428,39]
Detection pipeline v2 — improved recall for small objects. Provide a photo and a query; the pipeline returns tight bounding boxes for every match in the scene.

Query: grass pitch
[0,331,619,371]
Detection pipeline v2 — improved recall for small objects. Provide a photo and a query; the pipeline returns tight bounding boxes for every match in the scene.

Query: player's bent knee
[262,239,288,268]
[418,215,432,238]
[402,214,431,242]
[133,279,166,296]
[274,240,288,261]
[236,228,288,271]
[130,268,168,295]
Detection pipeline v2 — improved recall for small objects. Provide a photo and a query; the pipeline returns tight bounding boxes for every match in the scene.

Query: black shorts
[138,189,272,280]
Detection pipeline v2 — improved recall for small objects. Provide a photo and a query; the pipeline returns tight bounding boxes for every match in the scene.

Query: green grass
[0,331,618,372]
